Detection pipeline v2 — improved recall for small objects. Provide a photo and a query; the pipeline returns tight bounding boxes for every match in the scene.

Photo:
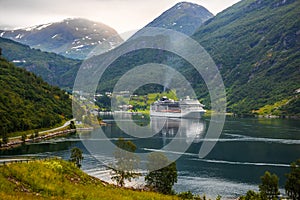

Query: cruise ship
[150,96,206,118]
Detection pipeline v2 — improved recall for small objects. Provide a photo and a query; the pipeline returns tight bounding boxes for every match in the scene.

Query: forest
[0,55,72,138]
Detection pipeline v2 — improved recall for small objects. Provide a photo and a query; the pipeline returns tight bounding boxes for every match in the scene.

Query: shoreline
[0,118,99,151]
[0,129,77,150]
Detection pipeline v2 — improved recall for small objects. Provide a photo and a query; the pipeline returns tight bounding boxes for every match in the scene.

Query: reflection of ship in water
[150,117,206,145]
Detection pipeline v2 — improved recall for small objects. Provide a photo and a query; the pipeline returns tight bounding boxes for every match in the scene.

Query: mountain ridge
[94,1,215,95]
[145,1,213,35]
[0,37,81,89]
[0,18,124,60]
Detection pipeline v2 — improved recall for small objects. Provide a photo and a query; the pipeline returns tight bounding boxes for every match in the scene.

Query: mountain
[145,2,213,35]
[0,37,81,89]
[0,2,212,92]
[0,18,124,60]
[0,55,73,135]
[94,2,213,93]
[192,0,300,115]
[94,0,299,116]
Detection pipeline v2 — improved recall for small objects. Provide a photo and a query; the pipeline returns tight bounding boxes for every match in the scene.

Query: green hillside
[97,0,300,116]
[2,0,298,116]
[0,56,72,136]
[0,158,179,200]
[192,0,300,115]
[0,37,81,89]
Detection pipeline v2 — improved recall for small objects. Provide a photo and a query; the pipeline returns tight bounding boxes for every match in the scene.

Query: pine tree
[259,171,280,200]
[285,159,300,200]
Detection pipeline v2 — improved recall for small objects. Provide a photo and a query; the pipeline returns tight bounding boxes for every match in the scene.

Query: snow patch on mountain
[15,34,24,39]
[52,34,59,39]
[12,59,26,63]
[144,2,214,36]
[71,45,84,49]
[25,23,53,31]
[36,23,52,30]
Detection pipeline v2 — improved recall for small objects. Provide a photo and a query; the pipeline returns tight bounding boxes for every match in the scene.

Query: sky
[0,0,241,34]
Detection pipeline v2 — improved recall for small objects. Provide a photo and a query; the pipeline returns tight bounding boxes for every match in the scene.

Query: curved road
[39,118,75,134]
[9,119,75,140]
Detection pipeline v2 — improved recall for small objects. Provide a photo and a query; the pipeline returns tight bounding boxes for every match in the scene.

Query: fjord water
[1,116,300,199]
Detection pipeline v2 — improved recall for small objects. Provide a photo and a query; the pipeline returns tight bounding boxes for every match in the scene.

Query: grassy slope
[0,159,178,200]
[129,91,178,113]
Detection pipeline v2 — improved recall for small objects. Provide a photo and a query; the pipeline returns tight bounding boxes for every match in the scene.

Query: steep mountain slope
[95,2,213,93]
[0,55,72,135]
[94,0,299,116]
[146,2,213,35]
[192,0,300,114]
[0,18,124,59]
[0,37,80,89]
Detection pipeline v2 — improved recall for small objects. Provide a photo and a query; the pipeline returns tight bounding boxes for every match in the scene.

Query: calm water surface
[1,116,300,199]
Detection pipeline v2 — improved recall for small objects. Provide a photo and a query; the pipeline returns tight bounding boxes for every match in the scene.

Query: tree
[2,132,8,144]
[29,133,34,140]
[95,95,111,111]
[21,134,27,143]
[70,147,83,168]
[145,152,178,194]
[110,138,140,187]
[259,171,280,200]
[177,191,194,199]
[34,131,39,138]
[69,121,76,130]
[239,190,262,200]
[285,159,300,200]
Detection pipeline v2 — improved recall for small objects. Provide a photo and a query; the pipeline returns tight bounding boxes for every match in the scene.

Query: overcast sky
[0,0,240,33]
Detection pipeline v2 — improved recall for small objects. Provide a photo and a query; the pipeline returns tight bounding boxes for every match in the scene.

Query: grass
[253,99,290,116]
[0,158,179,200]
[129,90,179,113]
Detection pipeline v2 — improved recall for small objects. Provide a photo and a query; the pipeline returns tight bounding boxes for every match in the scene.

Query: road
[9,119,75,140]
[39,118,75,134]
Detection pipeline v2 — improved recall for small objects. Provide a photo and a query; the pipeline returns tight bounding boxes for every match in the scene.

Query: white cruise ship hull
[150,110,205,119]
[150,96,206,119]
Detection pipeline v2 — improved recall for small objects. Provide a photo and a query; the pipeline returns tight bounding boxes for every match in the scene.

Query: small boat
[150,96,206,118]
